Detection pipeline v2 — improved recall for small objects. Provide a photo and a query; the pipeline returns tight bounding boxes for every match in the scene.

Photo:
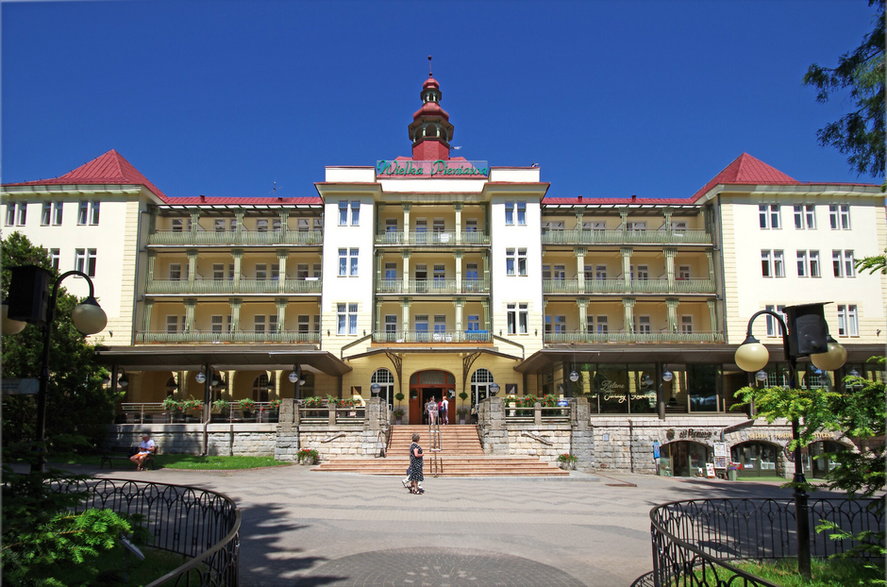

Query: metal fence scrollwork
[54,478,241,586]
[633,497,883,586]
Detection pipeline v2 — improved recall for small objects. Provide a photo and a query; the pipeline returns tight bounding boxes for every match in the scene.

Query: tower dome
[408,67,454,160]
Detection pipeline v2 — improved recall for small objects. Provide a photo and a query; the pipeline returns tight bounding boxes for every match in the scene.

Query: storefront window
[731,442,779,477]
[807,441,847,478]
[591,365,629,413]
[688,364,719,412]
[660,441,711,477]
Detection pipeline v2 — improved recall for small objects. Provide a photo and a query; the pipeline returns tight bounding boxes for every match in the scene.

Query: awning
[95,345,352,376]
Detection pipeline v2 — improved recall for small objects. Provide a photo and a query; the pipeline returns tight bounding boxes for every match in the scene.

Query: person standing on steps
[406,433,424,494]
[439,395,449,425]
[426,396,438,425]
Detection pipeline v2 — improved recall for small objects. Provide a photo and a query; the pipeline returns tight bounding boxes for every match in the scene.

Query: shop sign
[376,159,490,179]
[666,428,714,440]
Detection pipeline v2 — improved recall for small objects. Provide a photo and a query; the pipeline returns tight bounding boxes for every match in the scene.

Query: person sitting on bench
[130,431,156,471]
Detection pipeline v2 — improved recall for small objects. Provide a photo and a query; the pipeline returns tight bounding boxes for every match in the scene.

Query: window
[350,201,360,225]
[516,202,526,225]
[371,368,395,405]
[506,303,528,334]
[74,248,97,277]
[214,219,226,232]
[385,218,398,233]
[543,221,565,232]
[506,249,527,276]
[471,368,495,403]
[433,315,447,334]
[636,315,652,334]
[254,315,266,333]
[678,265,691,280]
[467,314,480,331]
[544,315,566,334]
[78,201,88,225]
[384,262,397,281]
[506,249,515,276]
[627,221,647,232]
[338,201,360,225]
[5,204,14,226]
[595,265,607,280]
[338,248,359,276]
[384,315,397,340]
[53,202,63,225]
[213,264,234,281]
[15,202,27,226]
[836,304,858,337]
[465,219,478,232]
[89,201,100,225]
[829,204,850,230]
[338,201,348,225]
[169,263,185,280]
[671,221,687,232]
[166,315,183,334]
[49,248,60,271]
[764,305,787,337]
[631,264,649,280]
[254,315,278,334]
[680,315,693,334]
[256,264,268,280]
[336,303,358,335]
[592,315,608,334]
[793,205,816,229]
[211,315,224,333]
[432,218,445,234]
[171,218,184,232]
[505,202,514,225]
[832,250,855,278]
[272,218,282,231]
[796,250,820,277]
[414,314,429,341]
[256,219,269,232]
[551,264,565,280]
[230,218,238,231]
[583,221,605,231]
[758,204,780,229]
[761,250,785,278]
[432,265,445,283]
[42,202,51,225]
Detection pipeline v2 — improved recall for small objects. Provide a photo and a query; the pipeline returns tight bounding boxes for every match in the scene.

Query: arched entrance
[731,441,779,477]
[661,441,712,477]
[409,370,455,424]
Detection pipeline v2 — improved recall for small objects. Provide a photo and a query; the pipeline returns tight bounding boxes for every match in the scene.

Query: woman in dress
[407,433,424,494]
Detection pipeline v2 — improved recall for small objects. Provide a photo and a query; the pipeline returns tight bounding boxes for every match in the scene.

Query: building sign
[376,159,490,179]
[666,428,714,440]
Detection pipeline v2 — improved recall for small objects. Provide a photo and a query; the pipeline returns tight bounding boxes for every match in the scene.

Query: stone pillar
[621,247,632,289]
[455,298,464,335]
[707,300,718,337]
[575,247,586,292]
[455,251,463,292]
[480,397,508,454]
[571,397,593,467]
[666,298,678,333]
[184,299,197,332]
[577,297,588,334]
[142,299,154,338]
[235,212,244,240]
[575,211,584,231]
[375,250,383,290]
[279,211,289,238]
[402,251,410,291]
[402,203,411,243]
[481,299,491,332]
[276,298,287,337]
[375,301,383,335]
[401,298,410,339]
[665,248,676,291]
[230,298,242,332]
[187,249,198,285]
[277,250,288,293]
[454,202,463,243]
[232,249,243,289]
[623,298,635,333]
[190,212,199,238]
[619,210,628,231]
[663,209,673,231]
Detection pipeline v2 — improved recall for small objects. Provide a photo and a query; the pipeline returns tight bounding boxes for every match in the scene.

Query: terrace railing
[118,402,281,424]
[637,497,884,587]
[541,228,712,246]
[543,331,724,344]
[543,278,715,295]
[374,231,491,246]
[503,402,572,423]
[372,330,492,344]
[148,229,322,246]
[376,278,490,294]
[135,330,321,345]
[145,278,321,295]
[53,478,240,587]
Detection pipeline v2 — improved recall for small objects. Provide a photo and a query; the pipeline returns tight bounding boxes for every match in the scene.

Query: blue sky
[2,0,879,199]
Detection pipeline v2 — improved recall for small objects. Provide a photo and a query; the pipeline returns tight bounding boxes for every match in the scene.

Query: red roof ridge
[689,153,799,201]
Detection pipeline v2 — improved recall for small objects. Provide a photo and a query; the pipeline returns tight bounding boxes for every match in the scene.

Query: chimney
[577,194,583,202]
[631,195,637,202]
[199,194,206,202]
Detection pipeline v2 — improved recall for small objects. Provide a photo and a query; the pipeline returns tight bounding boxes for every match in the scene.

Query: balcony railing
[372,330,491,344]
[145,278,322,295]
[148,229,322,246]
[136,330,321,344]
[374,231,491,246]
[376,279,490,294]
[541,228,711,245]
[543,331,724,344]
[542,278,715,295]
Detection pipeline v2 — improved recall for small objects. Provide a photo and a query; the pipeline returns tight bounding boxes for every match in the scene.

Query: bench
[100,446,156,469]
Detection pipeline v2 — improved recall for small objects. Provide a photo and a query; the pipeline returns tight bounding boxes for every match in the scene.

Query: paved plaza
[82,464,823,586]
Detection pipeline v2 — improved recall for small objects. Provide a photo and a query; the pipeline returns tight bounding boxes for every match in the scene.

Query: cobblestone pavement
[87,465,820,586]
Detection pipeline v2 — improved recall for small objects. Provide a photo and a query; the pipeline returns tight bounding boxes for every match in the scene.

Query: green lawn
[694,557,882,586]
[34,545,187,586]
[48,453,291,470]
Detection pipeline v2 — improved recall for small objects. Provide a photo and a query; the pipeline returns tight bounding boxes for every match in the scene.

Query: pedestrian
[405,433,424,494]
[439,395,449,425]
[130,431,156,471]
[426,396,438,425]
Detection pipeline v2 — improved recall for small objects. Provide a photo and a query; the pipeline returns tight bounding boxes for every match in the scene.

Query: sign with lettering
[376,159,490,179]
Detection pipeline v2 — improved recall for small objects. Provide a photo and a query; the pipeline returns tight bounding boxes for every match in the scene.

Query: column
[575,211,584,231]
[277,250,288,293]
[666,298,679,333]
[481,300,491,333]
[663,209,673,232]
[375,251,383,290]
[707,300,718,338]
[454,203,463,243]
[190,212,199,238]
[455,251,463,292]
[142,299,154,338]
[619,210,628,230]
[235,212,244,241]
[402,251,411,291]
[402,203,411,243]
[187,249,198,285]
[375,301,383,335]
[705,251,715,282]
[231,298,242,332]
[279,211,289,239]
[575,247,586,292]
[482,253,489,280]
[147,250,157,282]
[622,298,635,333]
[184,299,197,332]
[401,298,410,339]
[226,370,236,400]
[276,298,287,338]
[665,248,676,291]
[621,247,632,289]
[455,298,464,336]
[232,249,243,290]
[577,298,588,335]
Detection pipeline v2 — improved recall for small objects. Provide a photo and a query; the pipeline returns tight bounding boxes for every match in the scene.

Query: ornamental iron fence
[637,497,883,586]
[53,478,240,586]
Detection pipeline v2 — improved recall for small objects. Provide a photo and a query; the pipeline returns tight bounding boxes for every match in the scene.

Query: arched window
[471,368,494,405]
[371,368,395,407]
[252,373,270,402]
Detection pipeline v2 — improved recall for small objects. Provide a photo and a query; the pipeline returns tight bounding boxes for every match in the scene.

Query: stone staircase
[311,425,568,477]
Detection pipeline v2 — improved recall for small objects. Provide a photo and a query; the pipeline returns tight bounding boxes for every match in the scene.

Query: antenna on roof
[272,181,279,194]
[428,55,433,77]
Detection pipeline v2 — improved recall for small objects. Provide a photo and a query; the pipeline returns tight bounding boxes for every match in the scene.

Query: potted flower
[393,407,405,425]
[303,396,324,408]
[557,453,578,470]
[212,399,230,413]
[297,448,319,465]
[268,398,282,410]
[162,397,181,412]
[727,462,742,481]
[238,398,256,418]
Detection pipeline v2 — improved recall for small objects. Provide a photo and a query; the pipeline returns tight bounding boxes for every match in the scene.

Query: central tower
[408,72,454,161]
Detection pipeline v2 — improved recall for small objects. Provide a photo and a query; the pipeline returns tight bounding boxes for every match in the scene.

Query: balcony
[136,330,321,344]
[541,228,711,246]
[372,330,492,344]
[145,278,322,295]
[542,278,715,295]
[376,279,490,295]
[147,229,322,247]
[543,331,724,344]
[374,231,490,246]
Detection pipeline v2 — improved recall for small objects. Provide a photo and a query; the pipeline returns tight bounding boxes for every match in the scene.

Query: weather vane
[428,55,433,77]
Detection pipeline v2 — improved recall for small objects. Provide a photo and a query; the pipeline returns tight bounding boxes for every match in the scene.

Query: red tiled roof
[4,149,170,200]
[543,196,694,205]
[165,196,322,205]
[688,152,799,201]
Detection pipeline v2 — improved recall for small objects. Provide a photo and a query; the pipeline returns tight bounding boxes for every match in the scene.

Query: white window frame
[5,204,14,226]
[52,202,63,225]
[504,202,514,225]
[758,204,780,229]
[680,315,693,334]
[16,202,27,226]
[516,202,526,225]
[793,204,816,230]
[49,248,60,271]
[832,250,855,278]
[836,304,859,337]
[89,201,100,225]
[829,204,850,230]
[336,303,358,335]
[78,201,88,225]
[761,249,785,278]
[41,202,51,225]
[506,302,529,335]
[764,305,787,337]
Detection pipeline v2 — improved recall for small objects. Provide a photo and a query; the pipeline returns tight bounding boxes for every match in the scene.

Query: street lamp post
[734,303,846,579]
[6,266,107,473]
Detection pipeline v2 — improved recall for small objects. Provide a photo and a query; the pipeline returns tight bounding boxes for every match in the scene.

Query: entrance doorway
[661,441,711,477]
[731,441,779,477]
[408,370,455,424]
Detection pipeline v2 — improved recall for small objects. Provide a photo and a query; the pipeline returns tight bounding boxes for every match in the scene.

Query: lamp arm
[46,270,98,323]
[744,310,793,368]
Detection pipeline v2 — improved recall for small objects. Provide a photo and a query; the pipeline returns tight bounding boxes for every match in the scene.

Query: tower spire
[408,62,454,160]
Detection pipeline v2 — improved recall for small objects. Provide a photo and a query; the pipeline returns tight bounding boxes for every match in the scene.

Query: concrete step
[312,455,569,477]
